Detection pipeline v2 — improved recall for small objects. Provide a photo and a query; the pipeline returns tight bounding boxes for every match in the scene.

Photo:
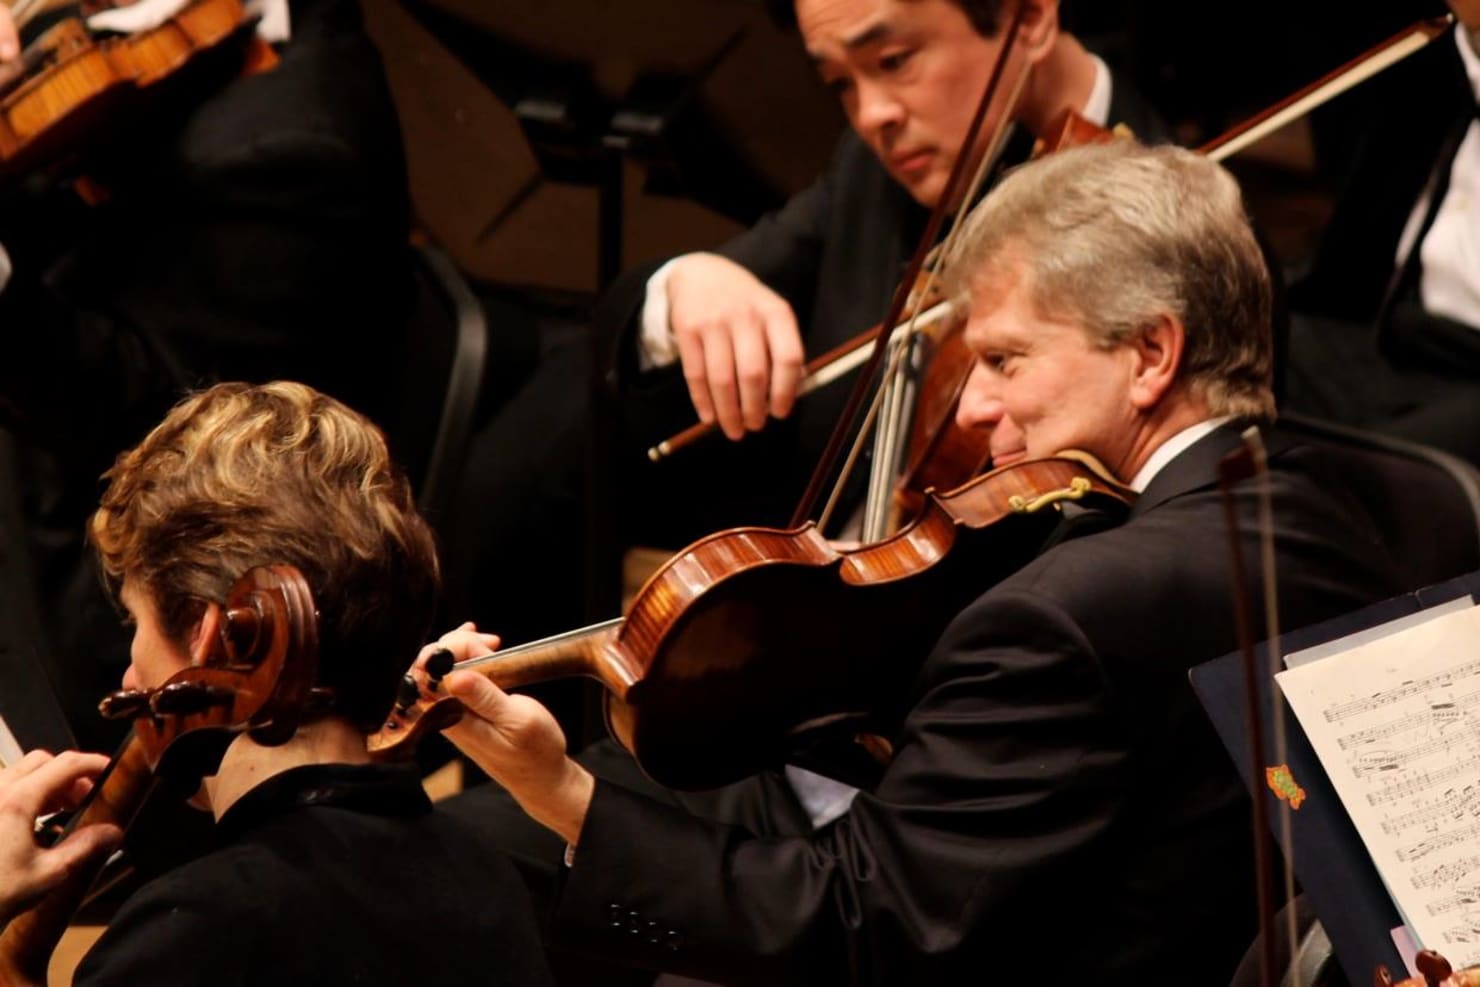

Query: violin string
[791,3,1027,530]
[839,38,1032,539]
[819,332,913,534]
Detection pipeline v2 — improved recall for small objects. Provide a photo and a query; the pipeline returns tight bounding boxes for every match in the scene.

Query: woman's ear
[188,602,224,665]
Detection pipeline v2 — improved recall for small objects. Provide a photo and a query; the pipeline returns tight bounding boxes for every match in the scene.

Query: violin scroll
[104,563,320,775]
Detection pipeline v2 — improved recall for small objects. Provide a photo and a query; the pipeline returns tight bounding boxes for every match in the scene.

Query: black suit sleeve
[602,141,840,391]
[550,586,1133,985]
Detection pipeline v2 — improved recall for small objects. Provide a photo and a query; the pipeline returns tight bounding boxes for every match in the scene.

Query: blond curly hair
[90,381,440,730]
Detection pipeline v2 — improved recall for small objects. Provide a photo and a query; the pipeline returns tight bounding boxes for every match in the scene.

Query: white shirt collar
[1082,54,1113,128]
[1456,20,1480,94]
[1128,417,1235,493]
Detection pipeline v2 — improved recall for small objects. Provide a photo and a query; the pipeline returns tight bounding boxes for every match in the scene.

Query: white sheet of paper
[1278,605,1480,968]
[0,713,22,769]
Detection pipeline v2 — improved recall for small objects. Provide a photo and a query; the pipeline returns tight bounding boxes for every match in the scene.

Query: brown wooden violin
[0,564,317,986]
[371,453,1132,790]
[0,0,276,187]
[648,14,1454,546]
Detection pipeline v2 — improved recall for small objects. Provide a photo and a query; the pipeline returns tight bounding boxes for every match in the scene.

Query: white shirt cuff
[637,257,685,372]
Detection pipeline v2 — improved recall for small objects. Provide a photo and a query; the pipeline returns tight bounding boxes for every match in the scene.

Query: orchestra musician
[445,0,1170,658]
[0,382,554,986]
[0,0,415,751]
[431,141,1473,985]
[1284,0,1480,464]
[0,751,120,929]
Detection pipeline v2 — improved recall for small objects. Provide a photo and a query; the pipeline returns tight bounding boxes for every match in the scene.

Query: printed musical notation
[1279,605,1480,970]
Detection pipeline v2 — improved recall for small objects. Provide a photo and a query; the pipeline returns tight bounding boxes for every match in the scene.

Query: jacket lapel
[1130,420,1287,519]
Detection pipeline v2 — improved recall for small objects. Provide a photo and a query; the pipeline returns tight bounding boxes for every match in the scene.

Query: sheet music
[0,712,22,769]
[1278,604,1480,968]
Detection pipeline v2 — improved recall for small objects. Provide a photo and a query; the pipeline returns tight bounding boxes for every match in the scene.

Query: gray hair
[946,141,1275,420]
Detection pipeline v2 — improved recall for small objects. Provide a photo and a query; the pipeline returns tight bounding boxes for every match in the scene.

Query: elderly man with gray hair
[433,142,1463,986]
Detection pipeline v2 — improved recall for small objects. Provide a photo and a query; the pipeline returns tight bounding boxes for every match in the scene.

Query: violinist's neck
[1017,34,1099,138]
[1114,394,1217,484]
[202,716,370,821]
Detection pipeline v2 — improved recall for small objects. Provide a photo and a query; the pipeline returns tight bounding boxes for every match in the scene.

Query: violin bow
[649,14,1455,474]
[849,46,1034,540]
[791,0,1029,531]
[1219,428,1302,987]
[1201,15,1453,163]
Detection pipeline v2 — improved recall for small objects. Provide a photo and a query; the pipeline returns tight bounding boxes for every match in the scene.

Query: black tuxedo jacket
[75,764,554,986]
[598,75,1171,545]
[546,424,1472,985]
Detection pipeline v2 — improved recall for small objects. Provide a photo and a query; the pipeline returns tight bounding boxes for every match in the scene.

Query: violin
[373,11,1131,790]
[647,14,1455,544]
[0,564,318,985]
[372,453,1132,789]
[0,0,275,187]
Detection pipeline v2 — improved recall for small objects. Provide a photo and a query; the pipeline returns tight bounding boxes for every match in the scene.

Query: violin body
[372,456,1132,790]
[612,457,1128,788]
[0,0,270,184]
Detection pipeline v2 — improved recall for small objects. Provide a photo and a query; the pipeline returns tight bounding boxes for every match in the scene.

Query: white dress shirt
[1127,417,1235,493]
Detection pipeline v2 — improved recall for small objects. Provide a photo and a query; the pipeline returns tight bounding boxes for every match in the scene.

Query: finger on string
[44,822,124,883]
[3,749,57,782]
[14,753,111,819]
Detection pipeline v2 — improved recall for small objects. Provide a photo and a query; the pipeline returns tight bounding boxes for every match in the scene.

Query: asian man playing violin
[0,382,553,986]
[432,142,1480,985]
[447,0,1171,649]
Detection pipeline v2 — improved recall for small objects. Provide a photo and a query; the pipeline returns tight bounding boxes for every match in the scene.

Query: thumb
[45,823,123,884]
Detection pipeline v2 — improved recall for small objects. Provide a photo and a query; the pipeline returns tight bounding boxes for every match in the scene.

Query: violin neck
[458,618,634,698]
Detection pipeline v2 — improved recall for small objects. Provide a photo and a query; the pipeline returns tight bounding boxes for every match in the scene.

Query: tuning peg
[150,681,234,716]
[425,648,454,692]
[98,689,152,720]
[393,674,419,716]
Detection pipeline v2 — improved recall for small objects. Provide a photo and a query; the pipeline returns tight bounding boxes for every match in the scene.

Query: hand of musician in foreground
[0,751,122,927]
[425,624,595,846]
[664,252,805,441]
